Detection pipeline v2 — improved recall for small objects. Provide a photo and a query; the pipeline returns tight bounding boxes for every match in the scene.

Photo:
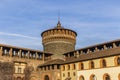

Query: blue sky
[0,0,120,50]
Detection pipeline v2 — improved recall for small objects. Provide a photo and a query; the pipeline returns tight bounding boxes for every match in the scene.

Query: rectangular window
[18,68,22,73]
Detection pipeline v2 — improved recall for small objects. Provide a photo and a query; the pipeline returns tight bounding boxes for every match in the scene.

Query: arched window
[103,74,110,80]
[68,72,70,77]
[79,75,84,80]
[117,57,120,65]
[79,62,84,70]
[101,59,107,68]
[90,74,97,80]
[90,61,94,69]
[68,65,70,70]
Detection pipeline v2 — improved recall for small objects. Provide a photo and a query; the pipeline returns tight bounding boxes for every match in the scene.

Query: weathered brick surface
[44,42,75,58]
[0,62,14,80]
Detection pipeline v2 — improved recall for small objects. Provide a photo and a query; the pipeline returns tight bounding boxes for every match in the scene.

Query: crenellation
[46,66,48,70]
[54,65,57,70]
[19,49,22,58]
[95,47,99,51]
[103,45,107,50]
[73,52,76,57]
[42,31,76,45]
[80,50,83,54]
[87,49,90,53]
[49,65,52,70]
[36,52,38,59]
[113,43,117,48]
[63,40,120,59]
[10,48,12,57]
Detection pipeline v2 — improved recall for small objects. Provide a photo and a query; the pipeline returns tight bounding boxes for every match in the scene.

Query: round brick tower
[41,21,77,59]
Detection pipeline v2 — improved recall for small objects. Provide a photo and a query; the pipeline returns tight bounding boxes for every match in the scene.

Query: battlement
[63,39,120,59]
[0,44,52,61]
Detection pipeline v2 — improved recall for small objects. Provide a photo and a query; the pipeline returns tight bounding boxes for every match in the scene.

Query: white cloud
[0,32,39,40]
[0,32,43,50]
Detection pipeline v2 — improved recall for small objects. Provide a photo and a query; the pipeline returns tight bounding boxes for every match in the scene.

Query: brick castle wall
[43,42,75,58]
